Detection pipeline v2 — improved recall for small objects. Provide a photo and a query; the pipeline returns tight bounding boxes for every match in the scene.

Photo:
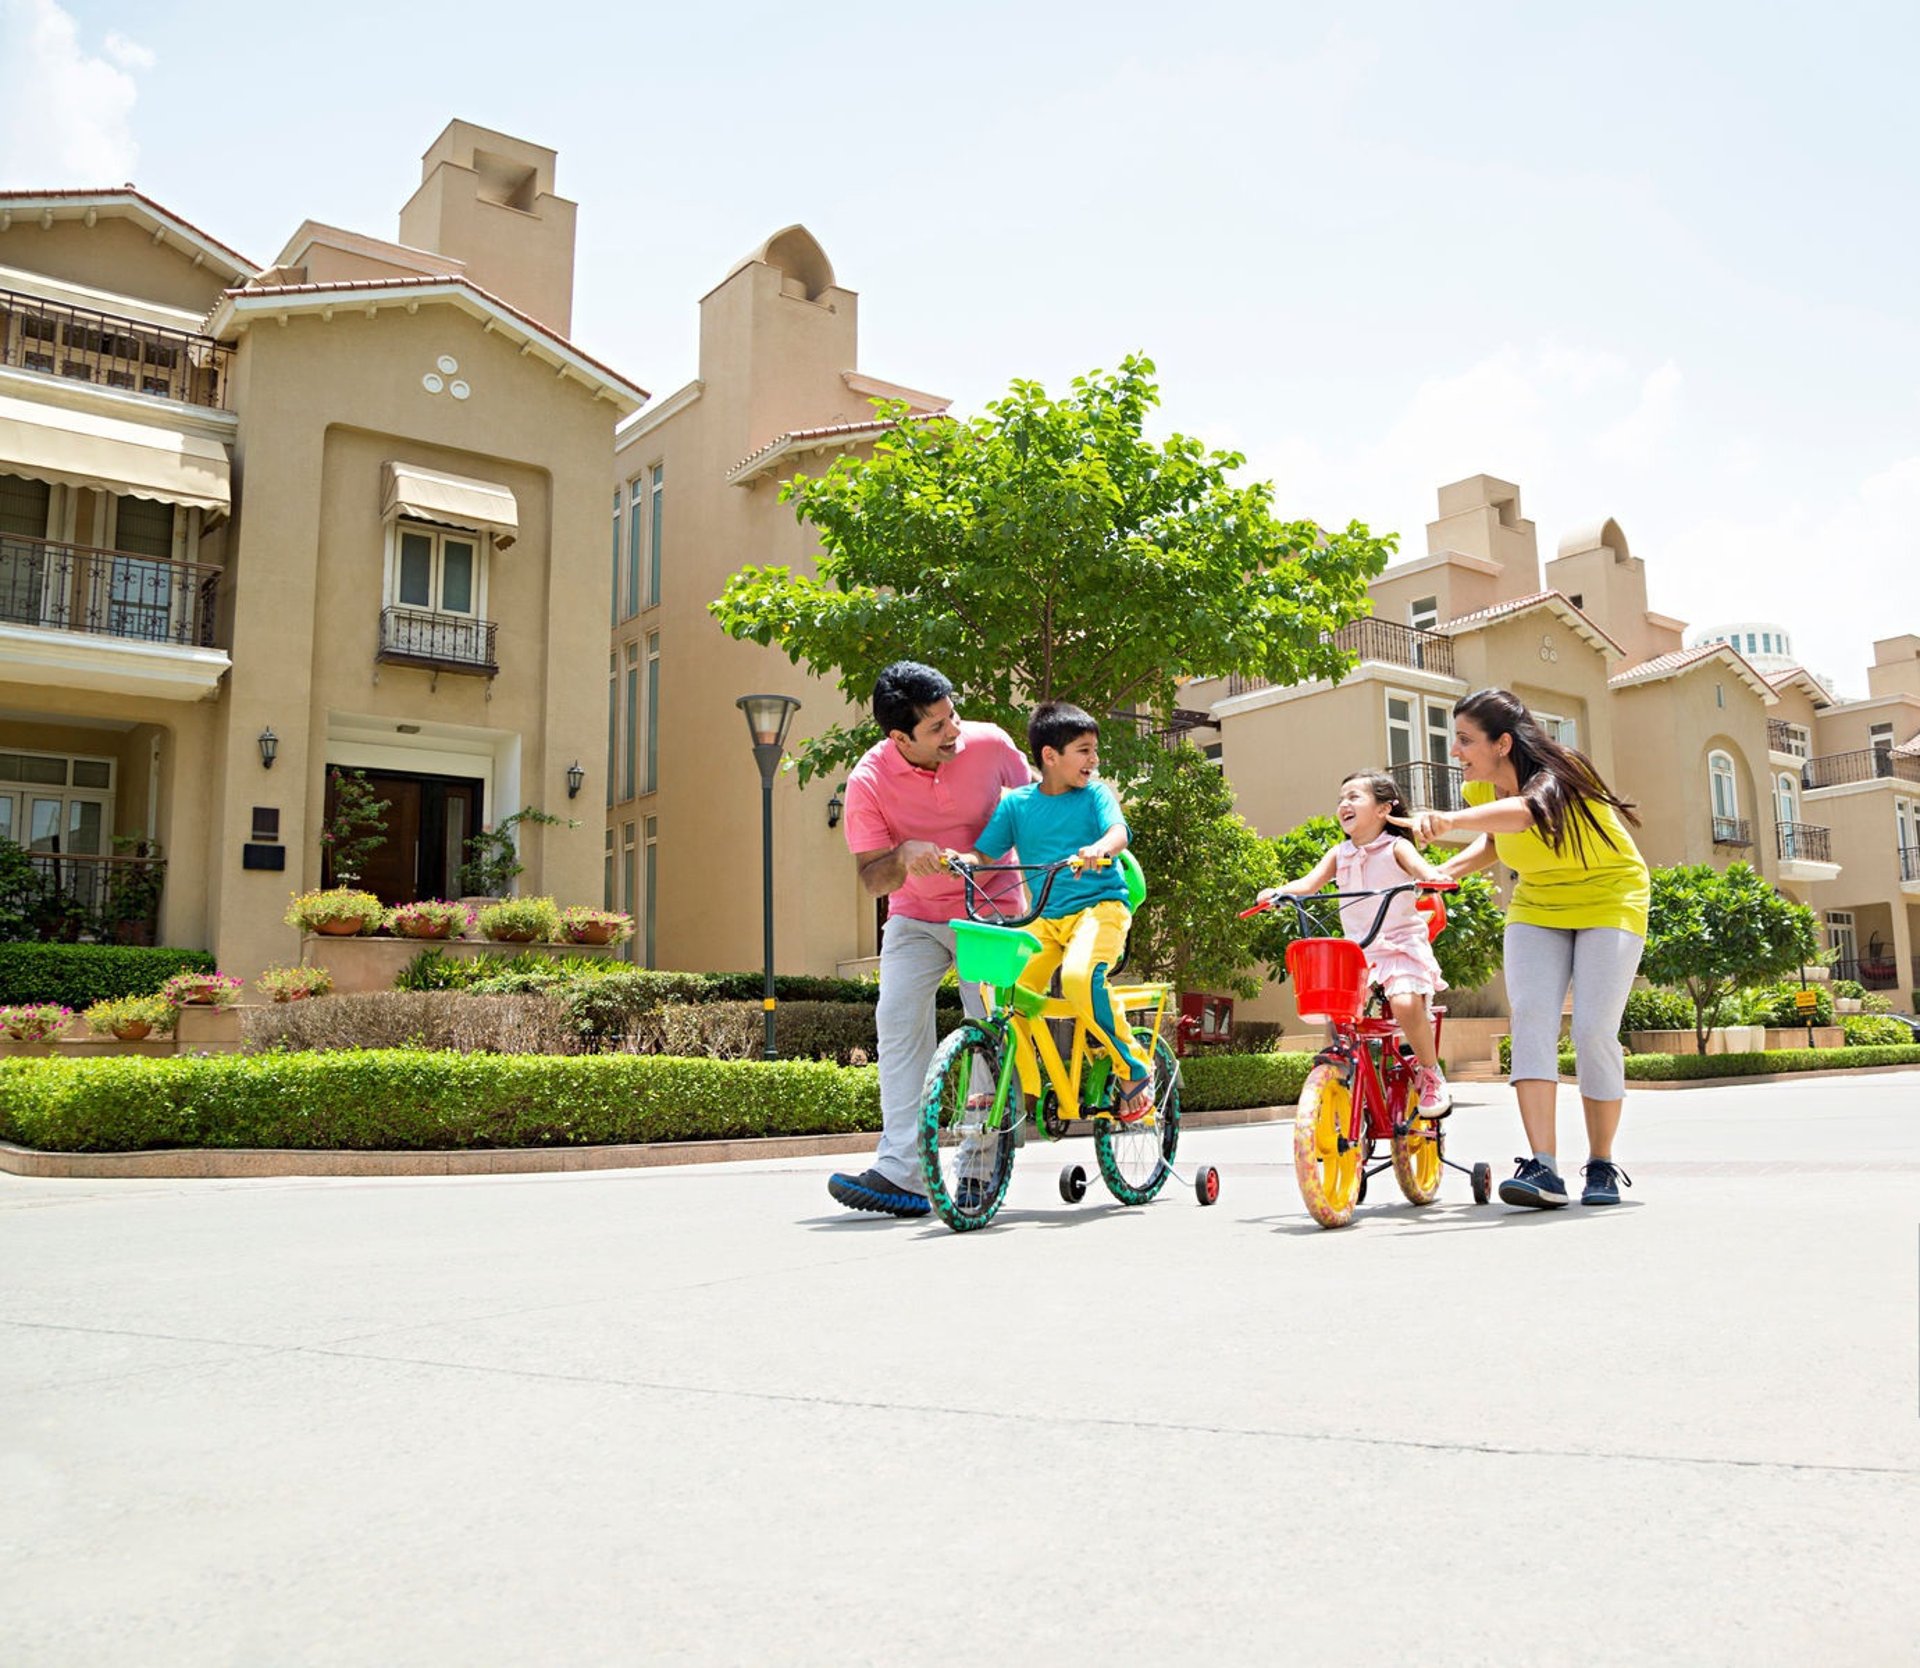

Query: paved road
[3,1076,1917,1666]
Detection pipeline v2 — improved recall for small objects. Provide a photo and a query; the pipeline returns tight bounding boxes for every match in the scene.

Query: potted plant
[456,806,579,900]
[478,895,561,944]
[82,994,175,1041]
[321,768,392,888]
[558,905,633,947]
[387,899,474,941]
[159,970,243,1008]
[256,965,334,1003]
[105,837,166,946]
[1,1002,72,1042]
[285,888,386,937]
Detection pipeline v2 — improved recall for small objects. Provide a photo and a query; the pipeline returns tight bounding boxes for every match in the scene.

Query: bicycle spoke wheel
[1095,1030,1180,1205]
[1391,1070,1443,1206]
[918,1023,1016,1232]
[1294,1062,1361,1228]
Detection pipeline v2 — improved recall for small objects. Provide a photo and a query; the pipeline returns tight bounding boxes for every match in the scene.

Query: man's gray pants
[872,915,988,1193]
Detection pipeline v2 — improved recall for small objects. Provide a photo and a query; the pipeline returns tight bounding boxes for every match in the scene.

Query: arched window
[1775,772,1799,856]
[1709,750,1741,844]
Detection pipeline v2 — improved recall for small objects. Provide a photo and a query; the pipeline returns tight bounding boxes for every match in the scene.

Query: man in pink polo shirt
[829,661,1032,1216]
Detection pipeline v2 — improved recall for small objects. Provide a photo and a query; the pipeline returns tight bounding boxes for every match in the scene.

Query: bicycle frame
[1313,1005,1448,1146]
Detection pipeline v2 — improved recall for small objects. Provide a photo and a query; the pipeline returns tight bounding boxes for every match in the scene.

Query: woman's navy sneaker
[827,1168,931,1218]
[1581,1159,1632,1205]
[1498,1157,1569,1208]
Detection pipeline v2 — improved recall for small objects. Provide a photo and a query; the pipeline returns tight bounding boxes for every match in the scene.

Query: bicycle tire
[1294,1061,1362,1228]
[1390,1068,1443,1205]
[918,1023,1017,1232]
[1095,1029,1180,1205]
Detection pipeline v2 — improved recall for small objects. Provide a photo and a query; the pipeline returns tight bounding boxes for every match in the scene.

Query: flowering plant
[159,970,243,1008]
[82,994,175,1035]
[558,905,634,945]
[1,1002,72,1041]
[387,899,475,939]
[478,896,562,941]
[284,888,386,934]
[256,965,334,1002]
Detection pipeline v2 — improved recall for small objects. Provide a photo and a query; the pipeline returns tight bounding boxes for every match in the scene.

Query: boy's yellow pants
[1016,900,1150,1084]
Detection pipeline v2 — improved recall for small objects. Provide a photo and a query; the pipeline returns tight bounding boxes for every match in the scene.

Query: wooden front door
[325,769,483,903]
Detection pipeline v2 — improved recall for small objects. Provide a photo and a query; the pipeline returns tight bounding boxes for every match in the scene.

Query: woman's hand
[1389,809,1455,845]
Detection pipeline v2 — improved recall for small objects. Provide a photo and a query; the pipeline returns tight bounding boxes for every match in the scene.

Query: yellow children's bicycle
[916,853,1222,1233]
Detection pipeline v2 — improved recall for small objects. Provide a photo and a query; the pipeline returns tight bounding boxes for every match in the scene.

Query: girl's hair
[1453,688,1640,857]
[1341,769,1409,830]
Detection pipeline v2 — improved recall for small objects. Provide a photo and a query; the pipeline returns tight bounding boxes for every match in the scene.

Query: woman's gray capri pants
[1505,922,1645,1100]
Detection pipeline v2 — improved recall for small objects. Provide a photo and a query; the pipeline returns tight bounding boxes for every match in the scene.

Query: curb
[1608,1062,1920,1092]
[0,1104,1287,1181]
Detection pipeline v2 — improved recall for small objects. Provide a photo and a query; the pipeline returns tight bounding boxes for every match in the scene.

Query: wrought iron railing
[1,285,232,407]
[9,852,165,942]
[1774,821,1832,863]
[1766,718,1806,756]
[1832,954,1900,992]
[0,533,220,646]
[377,606,498,676]
[1389,759,1464,814]
[1901,845,1920,884]
[1711,815,1751,846]
[1802,748,1920,789]
[1330,617,1456,676]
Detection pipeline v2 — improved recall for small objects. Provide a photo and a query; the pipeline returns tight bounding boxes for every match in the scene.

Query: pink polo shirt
[843,719,1032,922]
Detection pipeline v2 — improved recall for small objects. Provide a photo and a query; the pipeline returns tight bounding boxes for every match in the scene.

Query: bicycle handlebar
[1238,879,1457,949]
[944,855,1111,928]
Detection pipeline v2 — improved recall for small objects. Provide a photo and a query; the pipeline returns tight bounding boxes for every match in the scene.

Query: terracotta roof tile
[727,411,946,481]
[1437,589,1626,656]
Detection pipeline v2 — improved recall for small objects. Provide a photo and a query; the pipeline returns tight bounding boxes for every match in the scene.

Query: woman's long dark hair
[1454,688,1639,859]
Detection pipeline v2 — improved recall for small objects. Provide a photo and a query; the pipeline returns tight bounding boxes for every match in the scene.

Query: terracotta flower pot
[566,922,617,946]
[488,929,538,944]
[112,1021,153,1041]
[397,920,453,940]
[313,918,365,937]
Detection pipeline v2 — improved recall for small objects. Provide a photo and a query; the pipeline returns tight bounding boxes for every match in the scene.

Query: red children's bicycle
[1242,880,1492,1229]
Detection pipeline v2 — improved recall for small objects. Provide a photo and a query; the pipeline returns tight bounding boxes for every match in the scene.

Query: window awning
[0,393,230,515]
[381,461,518,549]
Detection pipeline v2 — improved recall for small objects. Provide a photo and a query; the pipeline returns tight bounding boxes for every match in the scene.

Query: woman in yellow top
[1402,688,1649,1210]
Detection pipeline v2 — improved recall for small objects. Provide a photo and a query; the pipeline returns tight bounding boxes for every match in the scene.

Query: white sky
[6,0,1917,695]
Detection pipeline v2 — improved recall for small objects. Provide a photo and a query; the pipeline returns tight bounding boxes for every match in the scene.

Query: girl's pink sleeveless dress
[1334,832,1445,999]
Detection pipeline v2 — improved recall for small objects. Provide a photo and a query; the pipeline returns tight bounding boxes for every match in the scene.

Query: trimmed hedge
[0,1052,883,1153]
[1178,1049,1312,1112]
[1841,1015,1912,1047]
[1497,1036,1578,1075]
[1623,1045,1920,1081]
[0,944,217,1008]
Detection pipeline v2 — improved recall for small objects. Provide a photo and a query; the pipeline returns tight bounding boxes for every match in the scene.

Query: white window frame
[1408,595,1438,632]
[385,520,488,619]
[0,747,115,855]
[1385,689,1416,769]
[1826,910,1856,967]
[1782,722,1810,760]
[1709,750,1739,826]
[1536,710,1579,750]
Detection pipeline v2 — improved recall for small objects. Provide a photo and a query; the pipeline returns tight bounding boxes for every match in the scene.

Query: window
[0,749,114,858]
[621,822,637,962]
[622,642,639,801]
[1537,712,1579,750]
[1385,692,1415,768]
[1709,750,1739,841]
[647,464,664,607]
[1782,723,1810,760]
[604,827,614,911]
[1826,910,1856,972]
[1897,798,1918,881]
[110,496,177,641]
[1,474,53,625]
[609,490,621,626]
[1715,683,1724,709]
[605,654,617,808]
[1745,632,1758,654]
[392,523,479,616]
[1408,595,1438,632]
[643,815,658,967]
[1869,722,1894,754]
[1775,773,1799,852]
[643,631,660,794]
[624,477,643,620]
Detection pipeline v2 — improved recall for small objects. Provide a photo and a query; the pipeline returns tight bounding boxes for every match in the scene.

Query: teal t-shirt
[976,780,1129,917]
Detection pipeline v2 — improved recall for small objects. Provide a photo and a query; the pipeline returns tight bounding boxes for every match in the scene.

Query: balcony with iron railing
[377,606,499,677]
[1765,718,1806,756]
[0,533,220,647]
[1389,759,1464,814]
[1902,845,1920,884]
[8,851,165,943]
[1,286,233,408]
[1774,821,1832,864]
[1801,748,1920,789]
[1217,618,1456,701]
[1711,815,1752,847]
[1831,954,1901,993]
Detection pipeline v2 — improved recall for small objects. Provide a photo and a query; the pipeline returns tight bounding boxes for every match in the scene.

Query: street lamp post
[736,693,802,1061]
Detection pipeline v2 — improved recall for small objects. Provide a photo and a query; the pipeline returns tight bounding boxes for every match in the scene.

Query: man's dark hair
[872,661,954,738]
[1027,700,1099,766]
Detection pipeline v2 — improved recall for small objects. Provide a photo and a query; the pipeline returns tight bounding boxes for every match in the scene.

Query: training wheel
[1059,1163,1089,1204]
[1194,1164,1222,1206]
[1470,1162,1492,1205]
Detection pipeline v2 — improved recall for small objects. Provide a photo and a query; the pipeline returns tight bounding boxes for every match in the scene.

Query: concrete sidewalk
[3,1077,1916,1665]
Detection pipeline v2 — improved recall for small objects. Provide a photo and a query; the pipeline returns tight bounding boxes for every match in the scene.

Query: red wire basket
[1286,938,1369,1022]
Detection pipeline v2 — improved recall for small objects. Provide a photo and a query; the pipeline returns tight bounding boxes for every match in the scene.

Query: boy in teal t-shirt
[954,701,1153,1120]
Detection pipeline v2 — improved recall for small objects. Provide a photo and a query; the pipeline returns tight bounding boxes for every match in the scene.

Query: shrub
[557,906,634,945]
[285,889,385,934]
[478,896,562,942]
[387,900,475,940]
[256,965,334,1003]
[1743,981,1833,1028]
[0,1051,882,1153]
[1841,1014,1910,1047]
[1177,1050,1312,1112]
[1,1002,73,1041]
[81,995,174,1036]
[392,948,627,992]
[1618,987,1696,1039]
[1861,992,1894,1015]
[241,991,581,1055]
[1623,1045,1920,1080]
[1497,1035,1578,1075]
[1829,978,1866,1001]
[159,970,242,1008]
[0,944,216,1007]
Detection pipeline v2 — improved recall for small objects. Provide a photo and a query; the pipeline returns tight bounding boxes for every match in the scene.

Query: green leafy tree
[710,356,1394,784]
[321,769,392,887]
[1640,862,1819,1054]
[1259,815,1504,993]
[1123,746,1280,999]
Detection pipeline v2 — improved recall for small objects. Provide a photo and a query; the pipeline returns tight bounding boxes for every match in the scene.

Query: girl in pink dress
[1260,770,1453,1114]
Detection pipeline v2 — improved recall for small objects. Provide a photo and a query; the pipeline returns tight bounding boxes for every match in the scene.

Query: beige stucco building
[0,121,643,980]
[605,226,948,975]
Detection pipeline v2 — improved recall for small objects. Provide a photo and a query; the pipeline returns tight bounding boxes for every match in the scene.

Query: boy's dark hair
[872,661,954,738]
[1028,700,1099,767]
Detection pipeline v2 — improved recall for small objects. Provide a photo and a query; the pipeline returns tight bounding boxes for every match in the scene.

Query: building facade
[0,122,643,979]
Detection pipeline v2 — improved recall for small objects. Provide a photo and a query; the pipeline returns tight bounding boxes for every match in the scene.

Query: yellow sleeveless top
[1463,779,1649,936]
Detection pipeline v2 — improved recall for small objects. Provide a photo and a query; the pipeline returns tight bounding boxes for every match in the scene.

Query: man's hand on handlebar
[900,839,948,878]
